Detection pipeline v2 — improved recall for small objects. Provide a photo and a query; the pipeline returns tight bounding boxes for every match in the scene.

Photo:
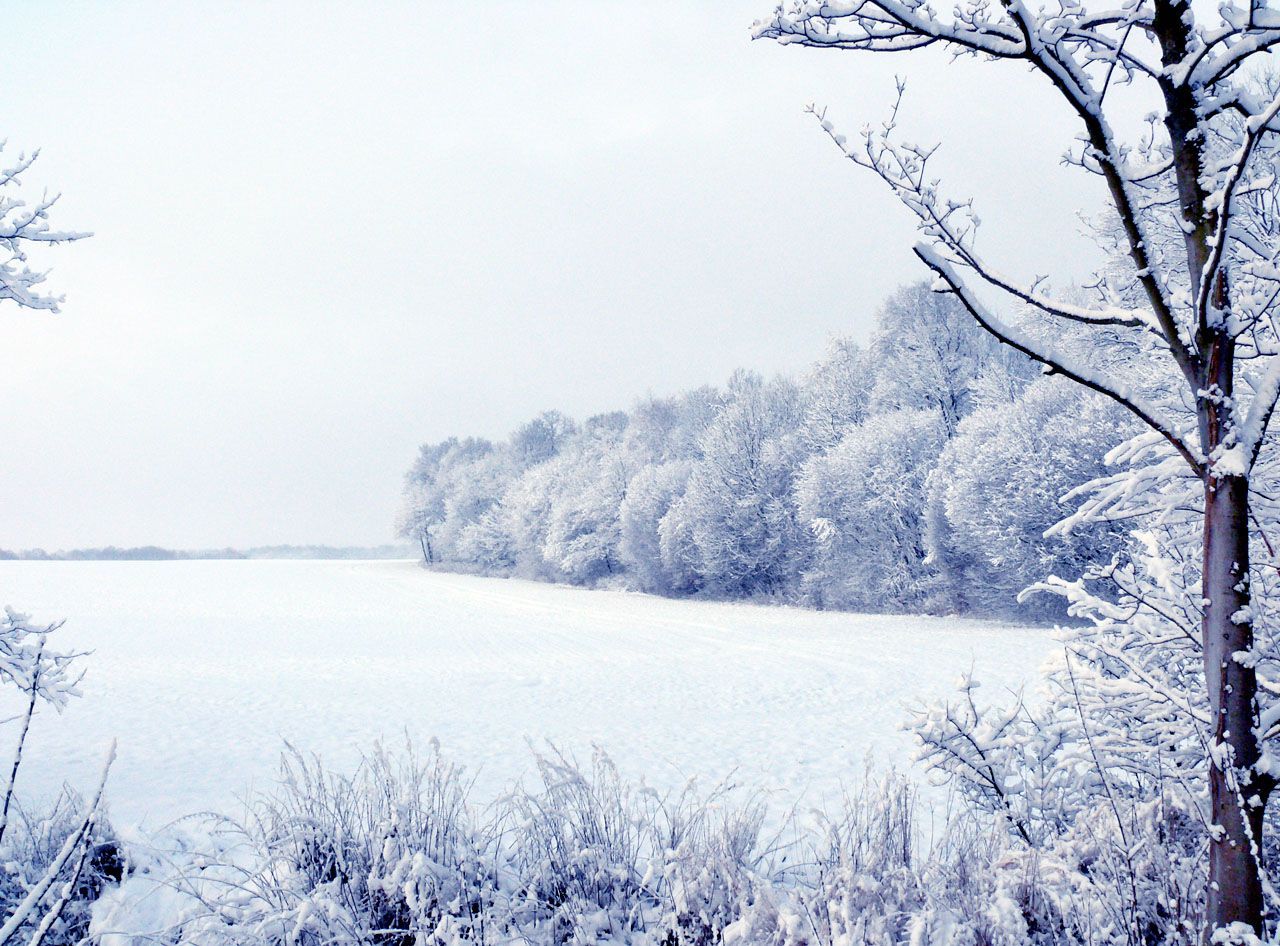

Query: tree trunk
[1199,280,1273,937]
[1202,471,1266,935]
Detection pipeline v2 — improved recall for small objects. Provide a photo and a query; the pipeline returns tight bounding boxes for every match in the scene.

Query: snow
[0,560,1053,828]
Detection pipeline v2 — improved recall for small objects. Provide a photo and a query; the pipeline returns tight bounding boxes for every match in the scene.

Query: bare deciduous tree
[755,0,1280,935]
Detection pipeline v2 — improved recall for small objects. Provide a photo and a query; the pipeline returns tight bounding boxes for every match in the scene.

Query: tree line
[398,282,1134,622]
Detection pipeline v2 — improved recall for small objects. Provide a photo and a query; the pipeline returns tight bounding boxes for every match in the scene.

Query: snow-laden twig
[0,142,89,313]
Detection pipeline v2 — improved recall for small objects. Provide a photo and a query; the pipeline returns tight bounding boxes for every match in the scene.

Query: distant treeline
[0,544,415,561]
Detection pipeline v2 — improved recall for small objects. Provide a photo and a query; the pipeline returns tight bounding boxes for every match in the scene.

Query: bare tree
[756,0,1280,935]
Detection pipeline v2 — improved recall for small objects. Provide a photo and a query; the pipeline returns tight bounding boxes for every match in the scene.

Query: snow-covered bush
[508,748,650,941]
[96,744,764,945]
[93,740,498,945]
[907,671,1210,944]
[88,736,1247,946]
[0,790,121,946]
[510,748,659,942]
[266,743,499,943]
[0,608,116,946]
[509,747,778,946]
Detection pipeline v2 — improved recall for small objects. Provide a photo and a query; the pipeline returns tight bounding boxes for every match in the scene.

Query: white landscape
[2,560,1050,826]
[9,0,1280,942]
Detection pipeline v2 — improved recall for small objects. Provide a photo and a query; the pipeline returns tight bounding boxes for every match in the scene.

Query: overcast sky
[0,2,1104,550]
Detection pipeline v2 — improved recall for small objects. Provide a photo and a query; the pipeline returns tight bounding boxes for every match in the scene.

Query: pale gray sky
[0,1,1102,549]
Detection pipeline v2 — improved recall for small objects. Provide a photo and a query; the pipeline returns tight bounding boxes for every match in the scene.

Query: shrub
[0,788,119,946]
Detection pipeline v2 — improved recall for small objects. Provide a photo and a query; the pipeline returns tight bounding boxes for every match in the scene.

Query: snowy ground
[0,560,1054,828]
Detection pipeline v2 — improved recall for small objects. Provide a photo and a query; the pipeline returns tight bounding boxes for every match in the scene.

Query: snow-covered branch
[0,143,90,314]
[0,608,84,710]
[917,244,1204,473]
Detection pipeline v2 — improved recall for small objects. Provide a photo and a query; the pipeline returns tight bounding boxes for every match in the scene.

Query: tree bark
[1202,470,1266,935]
[1200,319,1269,936]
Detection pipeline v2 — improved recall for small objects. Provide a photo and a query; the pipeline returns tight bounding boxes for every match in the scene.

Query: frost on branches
[756,0,1280,934]
[906,431,1280,941]
[0,143,89,312]
[0,608,82,711]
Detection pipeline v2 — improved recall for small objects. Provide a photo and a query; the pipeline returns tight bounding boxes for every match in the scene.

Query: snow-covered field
[1,560,1053,828]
